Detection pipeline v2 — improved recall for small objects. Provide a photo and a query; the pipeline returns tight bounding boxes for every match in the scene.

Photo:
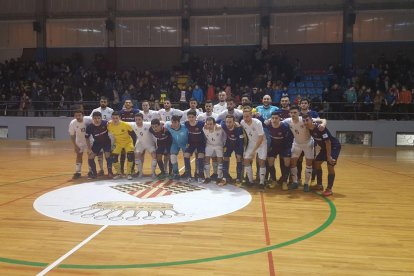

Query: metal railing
[0,100,413,120]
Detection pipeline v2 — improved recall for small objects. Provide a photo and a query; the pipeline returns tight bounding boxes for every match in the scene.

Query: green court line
[0,193,336,270]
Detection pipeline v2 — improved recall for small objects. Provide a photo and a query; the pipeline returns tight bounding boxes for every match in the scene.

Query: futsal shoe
[88,172,97,180]
[298,179,303,186]
[113,174,122,180]
[107,173,114,179]
[282,182,288,191]
[218,178,227,186]
[197,178,204,184]
[288,182,299,190]
[258,184,265,192]
[210,173,218,181]
[98,170,105,177]
[157,173,167,180]
[72,172,81,179]
[234,179,242,187]
[303,184,310,192]
[203,178,211,184]
[127,174,133,180]
[268,180,277,189]
[322,189,333,196]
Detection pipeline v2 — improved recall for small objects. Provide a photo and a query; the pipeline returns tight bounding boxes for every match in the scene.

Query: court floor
[0,140,413,275]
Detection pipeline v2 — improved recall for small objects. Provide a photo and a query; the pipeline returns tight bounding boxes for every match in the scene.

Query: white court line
[36,225,109,276]
[36,158,194,275]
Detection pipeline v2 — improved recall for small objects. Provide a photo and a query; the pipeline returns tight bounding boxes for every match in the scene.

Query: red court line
[0,180,70,207]
[260,192,276,276]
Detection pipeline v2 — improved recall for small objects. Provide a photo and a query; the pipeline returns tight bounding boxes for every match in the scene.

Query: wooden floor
[0,140,413,275]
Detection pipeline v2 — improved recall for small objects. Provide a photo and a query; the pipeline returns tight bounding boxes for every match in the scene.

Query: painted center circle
[33,178,252,226]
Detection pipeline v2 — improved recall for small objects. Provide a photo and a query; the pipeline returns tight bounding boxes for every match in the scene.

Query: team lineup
[69,92,340,196]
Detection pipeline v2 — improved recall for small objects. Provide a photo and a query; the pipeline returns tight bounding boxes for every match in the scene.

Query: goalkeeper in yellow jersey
[107,111,137,180]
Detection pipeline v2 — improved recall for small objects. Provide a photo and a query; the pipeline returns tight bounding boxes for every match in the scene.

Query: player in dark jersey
[184,110,206,183]
[150,119,172,178]
[85,112,113,178]
[265,111,293,190]
[278,95,291,120]
[119,99,140,175]
[303,114,341,196]
[220,114,245,186]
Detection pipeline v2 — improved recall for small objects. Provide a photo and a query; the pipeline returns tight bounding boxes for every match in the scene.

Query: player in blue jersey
[165,115,189,180]
[184,110,206,183]
[265,111,293,190]
[303,114,341,196]
[256,95,279,120]
[220,115,245,186]
[85,112,113,179]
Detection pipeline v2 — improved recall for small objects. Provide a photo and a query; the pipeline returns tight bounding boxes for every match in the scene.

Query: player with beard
[216,97,243,123]
[158,99,184,122]
[140,100,160,122]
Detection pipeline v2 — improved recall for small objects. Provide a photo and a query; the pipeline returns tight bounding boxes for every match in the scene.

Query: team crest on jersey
[34,177,251,226]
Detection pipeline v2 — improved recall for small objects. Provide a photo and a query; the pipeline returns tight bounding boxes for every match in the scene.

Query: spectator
[192,84,204,104]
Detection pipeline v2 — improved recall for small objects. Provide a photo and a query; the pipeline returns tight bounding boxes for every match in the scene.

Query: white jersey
[241,118,265,146]
[140,110,160,122]
[203,125,224,147]
[283,117,312,144]
[213,102,227,114]
[68,116,92,144]
[128,122,155,146]
[90,107,114,121]
[158,108,184,122]
[217,109,243,122]
[196,112,218,122]
[181,108,202,122]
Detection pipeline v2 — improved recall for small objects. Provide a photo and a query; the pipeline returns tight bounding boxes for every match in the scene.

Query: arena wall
[1,117,413,147]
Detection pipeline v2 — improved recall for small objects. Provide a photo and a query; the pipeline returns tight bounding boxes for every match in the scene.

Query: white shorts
[76,142,88,153]
[135,142,156,154]
[205,145,223,158]
[244,142,267,160]
[291,140,314,159]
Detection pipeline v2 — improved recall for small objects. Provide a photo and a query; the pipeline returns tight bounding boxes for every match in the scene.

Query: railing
[0,100,413,120]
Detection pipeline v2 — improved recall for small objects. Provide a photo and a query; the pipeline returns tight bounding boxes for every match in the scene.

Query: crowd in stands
[0,49,413,119]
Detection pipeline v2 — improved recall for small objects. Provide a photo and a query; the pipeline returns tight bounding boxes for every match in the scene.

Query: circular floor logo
[34,178,252,226]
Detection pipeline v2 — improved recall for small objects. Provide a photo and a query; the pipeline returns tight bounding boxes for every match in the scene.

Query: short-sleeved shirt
[140,110,161,122]
[129,122,154,146]
[197,112,218,122]
[120,108,140,122]
[149,126,172,148]
[267,122,292,150]
[68,116,92,143]
[158,108,184,122]
[241,118,265,146]
[165,122,188,149]
[203,125,224,147]
[283,117,312,144]
[85,120,111,145]
[185,121,205,145]
[309,124,340,150]
[90,107,114,121]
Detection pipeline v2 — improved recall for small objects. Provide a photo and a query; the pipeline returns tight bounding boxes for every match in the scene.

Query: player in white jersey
[68,110,92,179]
[216,97,243,123]
[213,91,227,114]
[197,100,219,180]
[241,107,267,191]
[203,117,225,185]
[282,105,326,192]
[90,96,114,176]
[140,100,160,122]
[90,96,114,120]
[158,99,184,122]
[197,100,218,122]
[181,98,202,122]
[129,113,157,178]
